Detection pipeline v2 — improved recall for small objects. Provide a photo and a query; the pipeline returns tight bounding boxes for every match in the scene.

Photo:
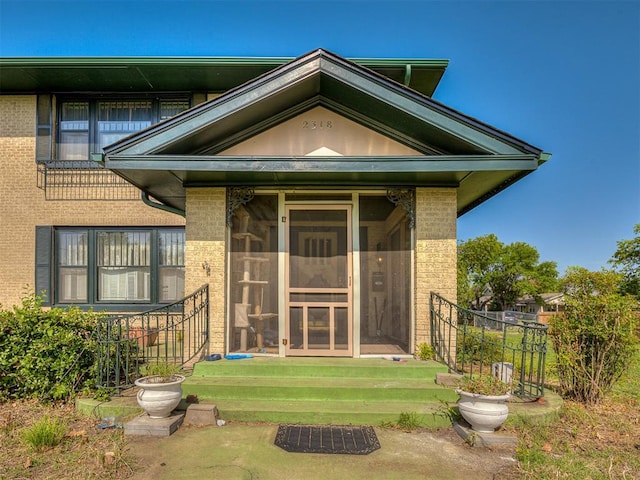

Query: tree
[458,235,559,311]
[458,234,501,310]
[609,224,640,299]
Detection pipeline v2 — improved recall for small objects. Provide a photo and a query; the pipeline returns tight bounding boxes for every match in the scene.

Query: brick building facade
[0,49,548,358]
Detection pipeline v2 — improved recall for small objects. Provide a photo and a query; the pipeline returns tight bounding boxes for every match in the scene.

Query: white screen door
[285,205,352,356]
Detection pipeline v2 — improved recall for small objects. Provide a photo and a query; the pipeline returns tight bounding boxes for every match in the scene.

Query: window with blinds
[97,231,151,302]
[96,100,153,152]
[158,230,186,302]
[59,102,90,160]
[56,98,190,161]
[52,227,184,305]
[57,230,88,302]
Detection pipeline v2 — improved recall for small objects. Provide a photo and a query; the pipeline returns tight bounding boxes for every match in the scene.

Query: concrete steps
[181,357,458,426]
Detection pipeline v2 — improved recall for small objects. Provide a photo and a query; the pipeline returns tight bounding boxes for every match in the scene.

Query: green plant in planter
[136,362,185,418]
[139,362,183,383]
[456,375,512,433]
[457,375,511,396]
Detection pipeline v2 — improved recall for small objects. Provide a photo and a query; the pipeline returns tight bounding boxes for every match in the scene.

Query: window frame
[52,226,185,309]
[54,94,191,162]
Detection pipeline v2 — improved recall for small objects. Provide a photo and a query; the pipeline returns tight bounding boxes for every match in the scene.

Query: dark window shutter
[35,226,53,305]
[36,95,53,162]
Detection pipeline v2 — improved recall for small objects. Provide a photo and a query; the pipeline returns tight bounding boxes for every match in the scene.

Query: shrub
[0,294,102,401]
[550,268,639,404]
[415,342,435,361]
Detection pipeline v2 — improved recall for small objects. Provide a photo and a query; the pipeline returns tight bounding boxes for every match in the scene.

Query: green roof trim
[0,56,449,67]
[0,54,448,96]
[105,154,540,172]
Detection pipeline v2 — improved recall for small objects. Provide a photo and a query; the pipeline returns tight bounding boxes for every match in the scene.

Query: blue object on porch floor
[224,354,253,360]
[205,354,222,361]
[274,424,381,455]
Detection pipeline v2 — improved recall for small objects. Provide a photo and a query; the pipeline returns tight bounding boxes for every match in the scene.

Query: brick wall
[0,96,184,308]
[414,187,458,347]
[184,188,226,353]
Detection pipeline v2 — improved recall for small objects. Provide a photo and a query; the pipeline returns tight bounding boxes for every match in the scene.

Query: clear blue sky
[1,0,638,274]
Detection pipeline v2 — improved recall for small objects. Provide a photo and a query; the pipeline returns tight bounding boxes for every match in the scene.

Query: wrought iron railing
[430,292,548,399]
[96,284,209,391]
[37,161,141,200]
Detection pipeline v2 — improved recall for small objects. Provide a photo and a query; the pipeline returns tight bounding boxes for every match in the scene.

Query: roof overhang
[0,55,447,97]
[103,154,541,215]
[99,49,549,215]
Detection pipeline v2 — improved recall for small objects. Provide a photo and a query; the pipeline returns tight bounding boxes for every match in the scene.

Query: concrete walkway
[126,422,521,480]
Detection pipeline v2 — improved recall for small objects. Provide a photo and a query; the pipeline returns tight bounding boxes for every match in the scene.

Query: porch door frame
[283,202,354,356]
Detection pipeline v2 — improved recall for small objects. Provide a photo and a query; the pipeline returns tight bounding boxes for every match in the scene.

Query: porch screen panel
[158,230,185,302]
[97,231,150,301]
[57,230,88,303]
[358,195,412,355]
[228,194,279,354]
[289,209,347,290]
[308,307,330,348]
[335,307,349,350]
[289,307,304,351]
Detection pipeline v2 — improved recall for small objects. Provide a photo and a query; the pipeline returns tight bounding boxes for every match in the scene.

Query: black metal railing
[430,292,548,399]
[37,161,141,200]
[96,284,209,391]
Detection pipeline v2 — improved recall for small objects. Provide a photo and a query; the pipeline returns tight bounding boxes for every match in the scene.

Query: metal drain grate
[274,424,381,455]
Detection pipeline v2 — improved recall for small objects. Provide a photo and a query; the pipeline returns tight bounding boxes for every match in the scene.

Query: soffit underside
[0,56,447,96]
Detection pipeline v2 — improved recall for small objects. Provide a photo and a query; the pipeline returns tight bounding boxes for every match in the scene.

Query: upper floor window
[55,97,190,161]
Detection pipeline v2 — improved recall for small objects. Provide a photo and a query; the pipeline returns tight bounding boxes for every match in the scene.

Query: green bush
[0,294,102,402]
[550,268,639,404]
[415,342,435,361]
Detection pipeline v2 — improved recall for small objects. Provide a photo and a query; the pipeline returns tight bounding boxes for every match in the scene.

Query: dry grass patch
[513,356,640,480]
[0,400,135,480]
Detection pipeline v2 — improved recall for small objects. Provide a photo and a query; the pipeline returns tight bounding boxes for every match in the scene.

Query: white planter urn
[455,389,510,433]
[135,375,185,419]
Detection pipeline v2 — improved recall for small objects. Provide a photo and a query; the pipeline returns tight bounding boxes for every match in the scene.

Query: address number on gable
[302,120,333,129]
